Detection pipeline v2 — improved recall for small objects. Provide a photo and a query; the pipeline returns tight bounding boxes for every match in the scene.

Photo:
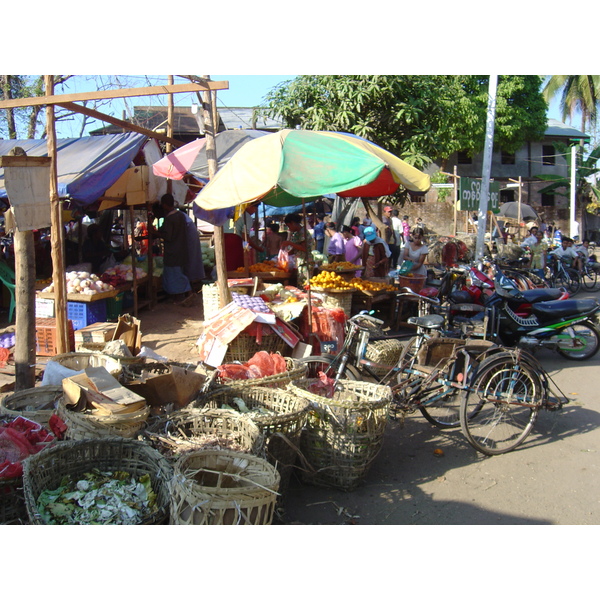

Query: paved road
[282,289,600,525]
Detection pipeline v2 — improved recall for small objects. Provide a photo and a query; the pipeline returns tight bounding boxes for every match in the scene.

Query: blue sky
[54,74,577,139]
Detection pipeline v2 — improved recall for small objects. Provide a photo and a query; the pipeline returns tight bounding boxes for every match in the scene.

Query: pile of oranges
[309,271,354,291]
[320,261,359,271]
[349,278,397,293]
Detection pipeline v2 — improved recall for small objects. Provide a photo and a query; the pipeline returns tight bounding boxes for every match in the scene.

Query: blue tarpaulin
[0,132,148,207]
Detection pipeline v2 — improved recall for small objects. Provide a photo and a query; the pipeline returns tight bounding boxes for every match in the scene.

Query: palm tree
[542,75,600,133]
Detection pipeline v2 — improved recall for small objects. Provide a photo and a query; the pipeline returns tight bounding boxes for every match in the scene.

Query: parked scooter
[484,270,600,360]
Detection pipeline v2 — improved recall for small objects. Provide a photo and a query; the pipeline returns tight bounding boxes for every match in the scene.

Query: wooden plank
[56,102,185,148]
[0,81,229,109]
[0,156,51,167]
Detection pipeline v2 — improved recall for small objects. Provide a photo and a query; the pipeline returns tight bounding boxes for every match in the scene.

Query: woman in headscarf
[361,226,391,278]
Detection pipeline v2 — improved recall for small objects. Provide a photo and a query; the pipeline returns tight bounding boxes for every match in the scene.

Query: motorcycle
[483,269,600,360]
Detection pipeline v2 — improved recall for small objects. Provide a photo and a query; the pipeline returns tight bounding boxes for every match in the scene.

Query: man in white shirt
[551,237,582,272]
[520,226,539,248]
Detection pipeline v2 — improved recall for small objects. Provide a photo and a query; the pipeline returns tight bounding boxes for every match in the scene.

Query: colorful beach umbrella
[193,129,431,210]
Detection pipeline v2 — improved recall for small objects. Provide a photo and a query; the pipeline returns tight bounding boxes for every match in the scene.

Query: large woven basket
[0,475,27,524]
[22,437,173,525]
[0,386,62,427]
[215,357,307,389]
[196,386,309,499]
[290,379,392,491]
[142,408,264,459]
[56,393,150,441]
[319,289,354,316]
[169,449,280,525]
[398,274,426,293]
[364,339,405,379]
[49,352,123,377]
[224,333,287,364]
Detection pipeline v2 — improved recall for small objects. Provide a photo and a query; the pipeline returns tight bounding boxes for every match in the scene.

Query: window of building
[457,151,472,164]
[541,193,554,206]
[542,145,555,166]
[501,151,515,165]
[500,189,514,203]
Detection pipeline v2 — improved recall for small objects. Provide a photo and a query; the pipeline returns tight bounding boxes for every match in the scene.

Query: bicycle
[300,291,568,454]
[579,260,598,290]
[547,255,581,296]
[301,295,504,429]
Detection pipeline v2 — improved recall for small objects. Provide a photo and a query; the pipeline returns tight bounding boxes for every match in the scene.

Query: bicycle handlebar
[398,289,441,305]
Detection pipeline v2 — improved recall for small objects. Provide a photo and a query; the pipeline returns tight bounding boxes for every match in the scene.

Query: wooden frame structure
[0,76,229,359]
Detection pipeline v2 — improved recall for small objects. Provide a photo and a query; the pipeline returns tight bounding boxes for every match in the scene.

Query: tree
[258,75,548,169]
[542,75,600,133]
[1,75,73,139]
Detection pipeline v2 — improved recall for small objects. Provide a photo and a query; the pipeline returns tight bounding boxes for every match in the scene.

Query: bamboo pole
[129,206,139,317]
[202,77,230,308]
[166,75,174,195]
[45,75,69,354]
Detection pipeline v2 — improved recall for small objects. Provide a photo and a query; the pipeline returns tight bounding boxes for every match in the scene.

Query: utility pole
[475,75,498,262]
[570,144,577,238]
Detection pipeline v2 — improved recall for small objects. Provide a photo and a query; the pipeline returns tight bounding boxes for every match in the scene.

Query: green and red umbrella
[193,129,431,210]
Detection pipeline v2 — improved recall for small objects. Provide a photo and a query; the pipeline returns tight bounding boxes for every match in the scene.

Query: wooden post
[166,75,174,196]
[453,166,458,236]
[203,76,230,308]
[128,206,139,317]
[45,75,69,354]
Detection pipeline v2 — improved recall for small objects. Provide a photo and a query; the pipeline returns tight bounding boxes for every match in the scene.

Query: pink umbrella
[152,138,207,180]
[153,129,271,181]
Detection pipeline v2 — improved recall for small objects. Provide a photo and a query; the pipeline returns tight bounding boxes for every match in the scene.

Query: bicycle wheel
[555,322,600,361]
[583,266,598,290]
[566,268,581,295]
[419,390,462,428]
[300,356,361,380]
[459,355,541,455]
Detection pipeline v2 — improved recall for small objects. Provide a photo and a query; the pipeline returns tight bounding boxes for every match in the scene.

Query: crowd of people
[249,207,429,280]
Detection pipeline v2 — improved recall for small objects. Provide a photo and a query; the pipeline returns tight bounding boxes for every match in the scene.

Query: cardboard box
[111,314,142,355]
[74,322,118,344]
[62,366,147,415]
[123,364,206,408]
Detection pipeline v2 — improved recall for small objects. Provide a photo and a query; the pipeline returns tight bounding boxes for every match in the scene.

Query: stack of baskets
[196,386,309,501]
[290,379,392,491]
[142,408,264,459]
[169,449,280,525]
[56,393,150,441]
[223,331,287,364]
[22,437,173,525]
[316,288,355,316]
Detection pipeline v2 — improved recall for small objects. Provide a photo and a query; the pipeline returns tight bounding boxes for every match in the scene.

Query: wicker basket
[49,352,123,377]
[397,274,426,293]
[0,475,27,524]
[169,449,280,525]
[22,437,173,525]
[318,289,354,316]
[142,408,264,459]
[224,332,287,364]
[215,357,307,389]
[0,386,62,427]
[290,379,392,491]
[196,386,309,500]
[364,339,405,378]
[56,393,150,441]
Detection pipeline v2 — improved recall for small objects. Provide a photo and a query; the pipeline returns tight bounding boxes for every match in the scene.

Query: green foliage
[258,75,548,169]
[430,170,452,202]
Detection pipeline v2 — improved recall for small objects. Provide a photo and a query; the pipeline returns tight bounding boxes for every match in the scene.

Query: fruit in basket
[309,271,353,290]
[320,261,359,271]
[349,278,397,292]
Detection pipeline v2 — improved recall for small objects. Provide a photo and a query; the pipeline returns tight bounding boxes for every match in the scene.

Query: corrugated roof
[545,118,589,140]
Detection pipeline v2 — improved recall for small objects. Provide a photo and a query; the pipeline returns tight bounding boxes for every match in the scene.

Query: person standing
[391,209,404,263]
[153,193,191,303]
[382,205,400,269]
[399,227,429,277]
[350,217,361,238]
[182,210,205,285]
[282,213,313,285]
[263,222,282,260]
[312,213,326,253]
[401,215,411,245]
[342,225,363,275]
[362,226,391,278]
[528,230,548,279]
[325,222,345,263]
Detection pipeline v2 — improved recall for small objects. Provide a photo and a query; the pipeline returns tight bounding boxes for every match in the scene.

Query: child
[263,223,282,260]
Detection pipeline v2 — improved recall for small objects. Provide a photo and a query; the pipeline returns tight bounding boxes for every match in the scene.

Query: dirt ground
[128,288,600,526]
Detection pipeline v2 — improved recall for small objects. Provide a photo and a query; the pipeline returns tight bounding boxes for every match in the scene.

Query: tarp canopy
[0,132,148,208]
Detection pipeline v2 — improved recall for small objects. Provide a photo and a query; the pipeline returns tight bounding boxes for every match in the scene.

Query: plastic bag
[41,361,85,386]
[398,260,414,275]
[278,248,296,271]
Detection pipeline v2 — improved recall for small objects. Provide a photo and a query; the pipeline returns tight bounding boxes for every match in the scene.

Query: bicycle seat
[407,314,445,330]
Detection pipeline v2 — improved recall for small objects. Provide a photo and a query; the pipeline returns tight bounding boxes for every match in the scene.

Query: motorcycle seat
[407,314,445,330]
[519,288,564,304]
[530,298,600,320]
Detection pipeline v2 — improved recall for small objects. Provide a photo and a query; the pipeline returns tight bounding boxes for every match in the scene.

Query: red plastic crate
[35,318,75,356]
